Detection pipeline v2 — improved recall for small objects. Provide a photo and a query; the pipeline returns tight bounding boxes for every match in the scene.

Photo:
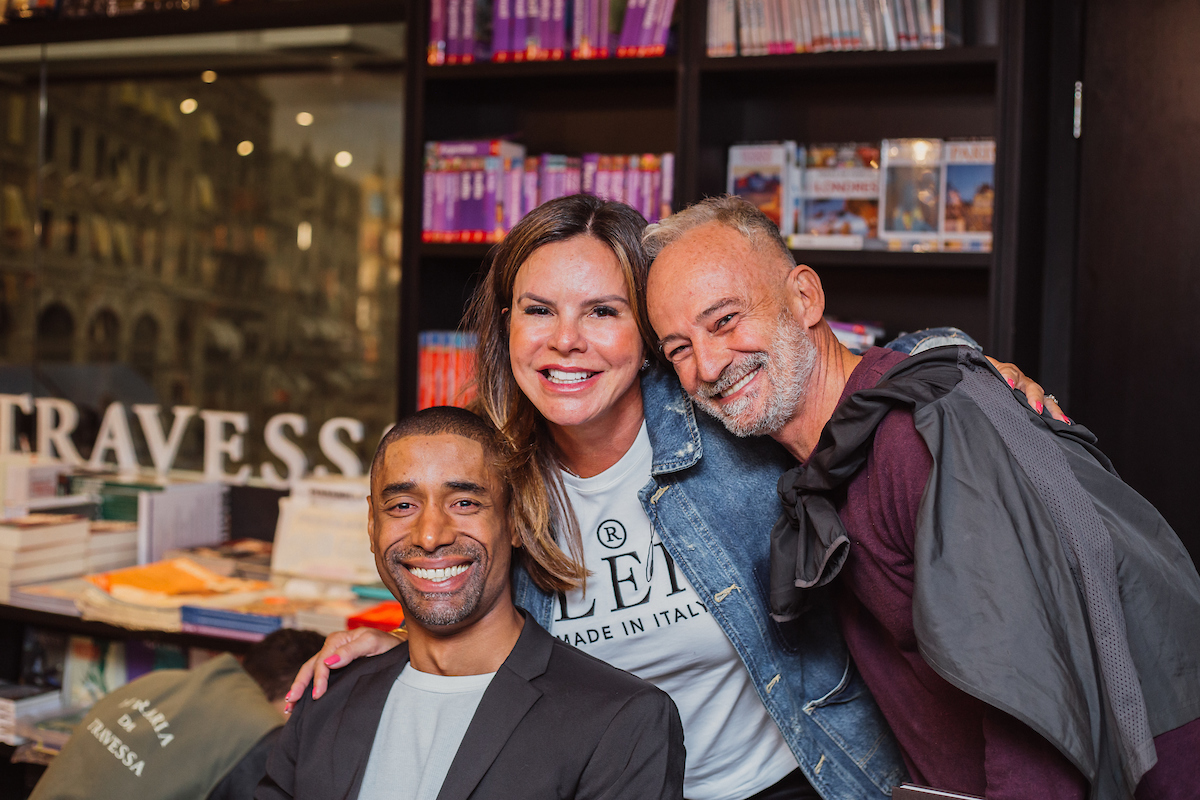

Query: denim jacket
[512,328,979,799]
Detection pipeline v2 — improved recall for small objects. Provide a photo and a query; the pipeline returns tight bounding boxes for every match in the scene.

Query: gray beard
[692,311,817,438]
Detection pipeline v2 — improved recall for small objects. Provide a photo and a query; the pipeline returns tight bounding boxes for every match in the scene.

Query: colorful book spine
[418,332,480,410]
[429,0,448,64]
[513,0,530,60]
[493,0,513,60]
[581,152,601,195]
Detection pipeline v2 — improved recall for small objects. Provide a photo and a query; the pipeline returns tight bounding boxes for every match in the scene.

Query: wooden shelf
[793,249,991,269]
[700,46,999,74]
[427,55,678,81]
[0,603,254,654]
[419,242,493,259]
[418,243,990,270]
[0,0,405,47]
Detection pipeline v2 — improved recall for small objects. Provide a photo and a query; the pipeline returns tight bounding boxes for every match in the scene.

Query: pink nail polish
[1007,378,1016,388]
[324,655,340,666]
[1064,416,1073,425]
[1035,402,1044,414]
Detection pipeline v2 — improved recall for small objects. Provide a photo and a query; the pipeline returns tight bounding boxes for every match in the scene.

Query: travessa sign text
[0,394,385,486]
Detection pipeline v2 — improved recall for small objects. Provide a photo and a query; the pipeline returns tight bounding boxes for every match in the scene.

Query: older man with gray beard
[642,195,1200,800]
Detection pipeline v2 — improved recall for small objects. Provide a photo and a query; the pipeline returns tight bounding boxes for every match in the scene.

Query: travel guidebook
[879,137,943,251]
[940,138,995,252]
[792,141,881,250]
[727,141,798,237]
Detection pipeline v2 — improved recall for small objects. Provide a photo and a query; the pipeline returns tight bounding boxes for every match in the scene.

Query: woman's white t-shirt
[550,422,799,800]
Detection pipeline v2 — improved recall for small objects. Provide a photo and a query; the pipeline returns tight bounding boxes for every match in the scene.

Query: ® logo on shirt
[596,519,627,549]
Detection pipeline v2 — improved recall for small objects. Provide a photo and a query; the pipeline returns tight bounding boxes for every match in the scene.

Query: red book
[348,601,406,632]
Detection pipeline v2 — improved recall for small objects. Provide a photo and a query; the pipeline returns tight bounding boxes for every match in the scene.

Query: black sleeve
[575,688,686,800]
[207,727,283,800]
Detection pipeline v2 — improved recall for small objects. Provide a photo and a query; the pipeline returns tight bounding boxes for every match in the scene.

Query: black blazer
[256,615,685,800]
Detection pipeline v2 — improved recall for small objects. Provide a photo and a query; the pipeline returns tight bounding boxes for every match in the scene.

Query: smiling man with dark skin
[641,196,1200,800]
[257,407,684,800]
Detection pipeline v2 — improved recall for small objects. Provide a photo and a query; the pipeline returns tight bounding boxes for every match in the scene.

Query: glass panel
[0,24,403,485]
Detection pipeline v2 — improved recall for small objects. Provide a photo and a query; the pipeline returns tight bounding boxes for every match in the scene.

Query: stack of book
[0,514,90,602]
[271,477,376,585]
[68,474,229,565]
[418,331,478,410]
[0,454,93,520]
[430,0,679,64]
[423,139,675,243]
[707,0,951,57]
[727,137,994,252]
[179,595,315,641]
[165,538,273,580]
[87,520,139,573]
[293,597,382,636]
[15,706,88,756]
[0,684,62,746]
[78,558,274,632]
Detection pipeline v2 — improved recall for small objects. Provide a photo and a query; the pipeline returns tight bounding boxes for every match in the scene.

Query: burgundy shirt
[828,348,1200,799]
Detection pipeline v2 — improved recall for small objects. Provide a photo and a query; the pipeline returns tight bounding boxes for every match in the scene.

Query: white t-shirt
[358,665,495,800]
[552,423,799,800]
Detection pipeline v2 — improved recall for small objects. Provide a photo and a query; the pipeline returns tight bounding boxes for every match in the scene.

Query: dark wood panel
[1071,0,1200,559]
[697,70,996,198]
[427,56,677,80]
[415,256,487,332]
[425,73,678,155]
[817,266,991,349]
[699,46,999,74]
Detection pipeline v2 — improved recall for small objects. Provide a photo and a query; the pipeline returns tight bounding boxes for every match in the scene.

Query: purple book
[493,0,513,61]
[422,158,436,239]
[432,162,447,241]
[618,0,646,57]
[551,0,566,58]
[536,0,551,59]
[660,151,674,220]
[432,139,526,159]
[523,156,540,214]
[636,0,659,56]
[512,0,528,60]
[598,0,611,57]
[503,156,524,232]
[571,0,587,57]
[566,156,582,195]
[581,153,600,194]
[462,0,477,63]
[446,0,462,64]
[428,0,447,65]
[625,154,642,214]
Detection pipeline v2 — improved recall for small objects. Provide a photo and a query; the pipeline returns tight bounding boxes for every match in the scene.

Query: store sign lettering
[0,393,384,487]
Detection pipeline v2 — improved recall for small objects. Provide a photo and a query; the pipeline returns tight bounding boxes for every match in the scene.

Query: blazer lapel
[330,645,411,799]
[434,617,554,800]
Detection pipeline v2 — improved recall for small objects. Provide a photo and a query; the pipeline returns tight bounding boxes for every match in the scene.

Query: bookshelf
[399,1,1051,415]
[0,0,405,46]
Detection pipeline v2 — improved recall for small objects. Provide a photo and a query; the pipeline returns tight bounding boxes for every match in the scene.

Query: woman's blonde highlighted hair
[465,194,655,593]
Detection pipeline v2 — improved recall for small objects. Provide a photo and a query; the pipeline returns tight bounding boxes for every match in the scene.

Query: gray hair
[641,194,796,270]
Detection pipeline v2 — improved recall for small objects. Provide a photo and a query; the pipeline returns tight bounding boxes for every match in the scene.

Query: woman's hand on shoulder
[284,626,406,713]
[985,356,1070,424]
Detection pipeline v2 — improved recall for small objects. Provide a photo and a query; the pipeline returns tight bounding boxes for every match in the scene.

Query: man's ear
[367,497,377,555]
[784,264,826,330]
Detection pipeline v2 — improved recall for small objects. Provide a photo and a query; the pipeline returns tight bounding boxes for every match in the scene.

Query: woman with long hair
[288,194,1057,800]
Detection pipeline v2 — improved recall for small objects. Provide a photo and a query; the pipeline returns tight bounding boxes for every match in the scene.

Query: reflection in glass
[0,27,403,482]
